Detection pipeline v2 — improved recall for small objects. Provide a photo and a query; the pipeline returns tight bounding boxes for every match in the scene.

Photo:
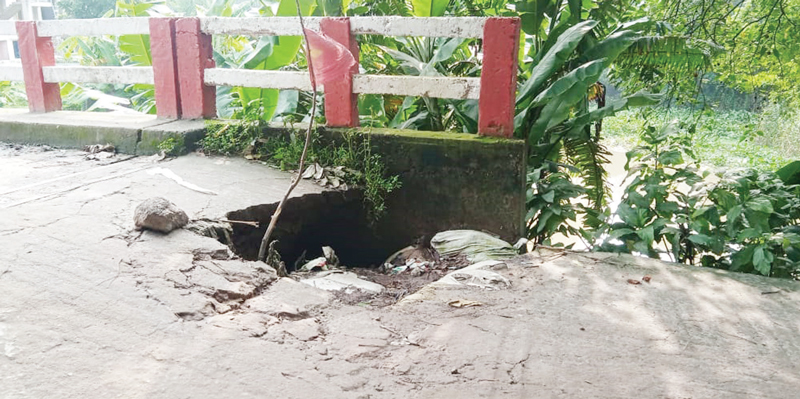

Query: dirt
[319,253,471,307]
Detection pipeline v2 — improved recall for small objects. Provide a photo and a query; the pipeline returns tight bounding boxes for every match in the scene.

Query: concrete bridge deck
[2,144,800,398]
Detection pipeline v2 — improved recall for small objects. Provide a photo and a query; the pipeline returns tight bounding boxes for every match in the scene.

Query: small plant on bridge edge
[156,136,185,156]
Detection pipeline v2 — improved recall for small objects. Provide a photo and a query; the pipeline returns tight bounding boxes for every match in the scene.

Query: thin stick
[220,219,259,227]
[257,0,317,262]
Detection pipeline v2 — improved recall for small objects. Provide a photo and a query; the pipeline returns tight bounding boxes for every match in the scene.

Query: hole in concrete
[226,190,397,270]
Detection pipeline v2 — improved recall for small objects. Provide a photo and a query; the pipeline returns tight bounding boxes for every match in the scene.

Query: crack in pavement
[0,216,72,237]
[76,185,132,215]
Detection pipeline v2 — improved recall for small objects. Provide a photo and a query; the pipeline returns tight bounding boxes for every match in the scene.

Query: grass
[602,104,800,171]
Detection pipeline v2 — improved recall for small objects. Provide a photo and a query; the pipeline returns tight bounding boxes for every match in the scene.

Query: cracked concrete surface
[2,144,800,398]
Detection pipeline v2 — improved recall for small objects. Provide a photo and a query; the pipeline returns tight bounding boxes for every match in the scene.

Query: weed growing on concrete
[319,131,401,222]
[157,136,185,156]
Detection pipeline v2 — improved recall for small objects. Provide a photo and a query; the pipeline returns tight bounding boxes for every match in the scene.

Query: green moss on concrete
[137,120,206,155]
[318,127,526,244]
[0,120,139,153]
[326,126,517,145]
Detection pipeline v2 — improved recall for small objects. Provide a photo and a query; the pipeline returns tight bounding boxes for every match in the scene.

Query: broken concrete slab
[433,268,512,290]
[300,270,385,294]
[274,318,322,342]
[244,278,332,318]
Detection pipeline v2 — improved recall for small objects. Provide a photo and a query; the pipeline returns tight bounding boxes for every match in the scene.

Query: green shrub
[591,121,800,278]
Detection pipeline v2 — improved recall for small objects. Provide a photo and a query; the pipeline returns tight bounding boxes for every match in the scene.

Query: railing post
[15,21,61,113]
[175,17,215,119]
[320,17,359,128]
[478,17,520,138]
[150,18,181,119]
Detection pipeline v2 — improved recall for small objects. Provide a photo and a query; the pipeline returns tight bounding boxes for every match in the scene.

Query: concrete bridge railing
[0,15,520,137]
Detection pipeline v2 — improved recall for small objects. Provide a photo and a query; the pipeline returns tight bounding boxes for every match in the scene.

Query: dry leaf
[642,276,651,283]
[627,279,641,285]
[448,300,483,308]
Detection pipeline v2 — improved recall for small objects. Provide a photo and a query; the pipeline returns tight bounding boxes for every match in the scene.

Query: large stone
[134,197,189,233]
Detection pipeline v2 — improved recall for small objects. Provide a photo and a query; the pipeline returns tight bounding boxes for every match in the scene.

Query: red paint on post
[16,21,61,113]
[478,17,520,138]
[150,18,181,119]
[175,18,215,119]
[319,18,359,127]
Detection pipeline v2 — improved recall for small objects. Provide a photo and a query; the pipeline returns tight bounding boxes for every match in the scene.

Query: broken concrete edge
[138,119,207,155]
[0,109,205,155]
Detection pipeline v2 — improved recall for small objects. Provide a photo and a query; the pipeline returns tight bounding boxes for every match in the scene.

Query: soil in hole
[226,189,399,269]
[225,191,472,306]
[328,256,469,307]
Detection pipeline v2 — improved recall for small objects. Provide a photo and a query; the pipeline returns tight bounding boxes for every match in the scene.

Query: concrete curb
[0,109,206,155]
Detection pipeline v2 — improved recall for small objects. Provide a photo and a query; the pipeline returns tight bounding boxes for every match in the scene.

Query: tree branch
[257,0,318,265]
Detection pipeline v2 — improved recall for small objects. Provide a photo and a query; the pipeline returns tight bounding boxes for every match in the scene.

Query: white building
[0,0,54,60]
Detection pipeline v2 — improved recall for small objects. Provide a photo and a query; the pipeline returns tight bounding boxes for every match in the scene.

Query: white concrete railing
[38,18,154,86]
[200,16,486,38]
[200,16,484,100]
[36,17,150,36]
[0,64,24,81]
[10,15,520,136]
[42,65,154,85]
[1,17,154,85]
[7,16,487,97]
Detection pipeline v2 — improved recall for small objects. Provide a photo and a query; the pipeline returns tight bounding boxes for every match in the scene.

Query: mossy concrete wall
[259,123,527,249]
[324,127,526,246]
[0,110,205,155]
[228,125,527,265]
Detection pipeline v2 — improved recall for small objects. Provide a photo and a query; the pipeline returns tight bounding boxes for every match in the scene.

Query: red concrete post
[15,21,61,113]
[478,17,520,138]
[175,18,215,119]
[319,17,359,127]
[150,18,181,119]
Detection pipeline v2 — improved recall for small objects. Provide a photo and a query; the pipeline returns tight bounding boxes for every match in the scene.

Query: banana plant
[212,0,316,120]
[513,0,711,243]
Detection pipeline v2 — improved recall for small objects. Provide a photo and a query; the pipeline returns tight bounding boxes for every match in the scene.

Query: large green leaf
[242,37,275,69]
[238,87,280,121]
[518,0,556,35]
[579,29,639,65]
[776,161,800,185]
[119,34,151,66]
[274,90,300,118]
[526,59,606,142]
[517,19,598,106]
[531,58,606,106]
[752,245,773,276]
[233,0,316,121]
[268,0,317,68]
[238,37,278,120]
[410,0,448,17]
[560,91,661,132]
